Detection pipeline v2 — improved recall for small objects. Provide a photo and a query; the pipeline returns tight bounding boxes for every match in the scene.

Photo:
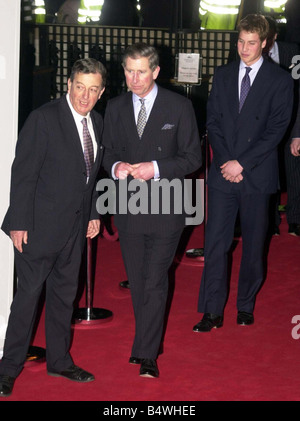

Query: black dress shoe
[193,313,223,332]
[47,364,95,382]
[119,280,130,289]
[185,248,204,258]
[0,375,15,397]
[237,311,254,325]
[129,356,142,365]
[140,359,159,378]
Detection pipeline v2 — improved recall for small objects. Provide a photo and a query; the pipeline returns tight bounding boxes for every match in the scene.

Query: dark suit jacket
[291,83,300,138]
[206,58,294,195]
[102,85,202,233]
[2,95,104,254]
[277,41,299,71]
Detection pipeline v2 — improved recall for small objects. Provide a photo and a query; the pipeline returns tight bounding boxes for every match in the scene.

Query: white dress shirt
[269,41,280,64]
[66,93,98,160]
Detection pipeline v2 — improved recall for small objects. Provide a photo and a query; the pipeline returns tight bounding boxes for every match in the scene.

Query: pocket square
[161,124,175,130]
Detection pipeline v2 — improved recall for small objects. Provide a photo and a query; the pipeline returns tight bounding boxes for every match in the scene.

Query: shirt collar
[239,55,264,72]
[132,83,158,105]
[66,93,91,124]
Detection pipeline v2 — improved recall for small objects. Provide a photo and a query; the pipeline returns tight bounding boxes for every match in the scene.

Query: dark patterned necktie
[82,117,94,178]
[239,67,252,113]
[137,98,147,138]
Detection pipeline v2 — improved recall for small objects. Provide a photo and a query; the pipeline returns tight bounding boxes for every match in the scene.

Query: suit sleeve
[102,101,120,176]
[206,67,233,168]
[5,109,48,232]
[89,112,103,221]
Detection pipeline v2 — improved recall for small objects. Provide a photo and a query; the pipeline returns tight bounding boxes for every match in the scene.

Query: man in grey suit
[193,14,294,333]
[0,58,106,397]
[102,43,202,378]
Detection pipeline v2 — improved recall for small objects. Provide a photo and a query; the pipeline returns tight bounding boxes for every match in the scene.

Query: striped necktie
[136,98,147,138]
[82,117,94,178]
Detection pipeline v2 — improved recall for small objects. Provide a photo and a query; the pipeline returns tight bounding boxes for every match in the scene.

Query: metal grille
[24,24,238,99]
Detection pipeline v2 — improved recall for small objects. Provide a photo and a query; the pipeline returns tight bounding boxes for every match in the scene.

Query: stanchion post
[73,238,113,325]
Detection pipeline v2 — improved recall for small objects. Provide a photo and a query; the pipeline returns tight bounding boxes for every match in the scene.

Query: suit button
[157,146,162,151]
[248,138,251,142]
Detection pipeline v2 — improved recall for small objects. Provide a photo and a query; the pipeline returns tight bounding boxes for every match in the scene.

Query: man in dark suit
[193,14,293,332]
[263,16,300,235]
[0,58,106,397]
[102,43,202,378]
[285,83,300,236]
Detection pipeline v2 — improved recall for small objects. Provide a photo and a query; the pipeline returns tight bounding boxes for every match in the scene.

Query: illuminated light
[34,7,46,15]
[34,0,45,6]
[201,0,241,6]
[264,0,286,7]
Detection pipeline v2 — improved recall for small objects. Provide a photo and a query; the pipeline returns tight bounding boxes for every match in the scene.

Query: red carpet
[2,207,300,404]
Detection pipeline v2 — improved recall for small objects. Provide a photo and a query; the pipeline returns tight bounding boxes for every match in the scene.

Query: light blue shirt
[238,56,264,99]
[112,83,160,180]
[132,83,158,123]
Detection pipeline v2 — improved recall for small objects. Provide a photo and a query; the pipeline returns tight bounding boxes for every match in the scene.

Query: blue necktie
[239,67,252,113]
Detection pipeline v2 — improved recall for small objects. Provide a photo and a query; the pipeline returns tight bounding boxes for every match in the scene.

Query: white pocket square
[161,124,175,130]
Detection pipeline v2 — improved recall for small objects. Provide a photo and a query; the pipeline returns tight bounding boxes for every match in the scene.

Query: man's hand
[220,160,244,183]
[10,230,28,253]
[131,162,155,181]
[115,162,134,180]
[290,138,300,157]
[86,219,100,238]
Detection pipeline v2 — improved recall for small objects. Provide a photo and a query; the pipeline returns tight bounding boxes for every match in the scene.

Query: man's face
[237,30,267,66]
[124,56,160,97]
[68,72,105,116]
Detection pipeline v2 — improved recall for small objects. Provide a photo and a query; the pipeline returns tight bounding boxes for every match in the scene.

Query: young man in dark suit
[0,58,106,397]
[193,14,294,333]
[102,43,202,378]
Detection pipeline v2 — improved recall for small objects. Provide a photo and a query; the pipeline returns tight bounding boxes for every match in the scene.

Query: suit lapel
[144,88,166,131]
[59,96,103,182]
[234,60,274,138]
[237,59,269,118]
[119,93,140,144]
[58,96,87,174]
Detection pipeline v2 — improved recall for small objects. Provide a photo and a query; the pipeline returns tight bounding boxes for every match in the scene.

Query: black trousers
[118,227,183,360]
[198,187,271,316]
[0,221,85,378]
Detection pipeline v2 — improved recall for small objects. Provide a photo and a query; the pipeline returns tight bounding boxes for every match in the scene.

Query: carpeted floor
[1,209,300,404]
